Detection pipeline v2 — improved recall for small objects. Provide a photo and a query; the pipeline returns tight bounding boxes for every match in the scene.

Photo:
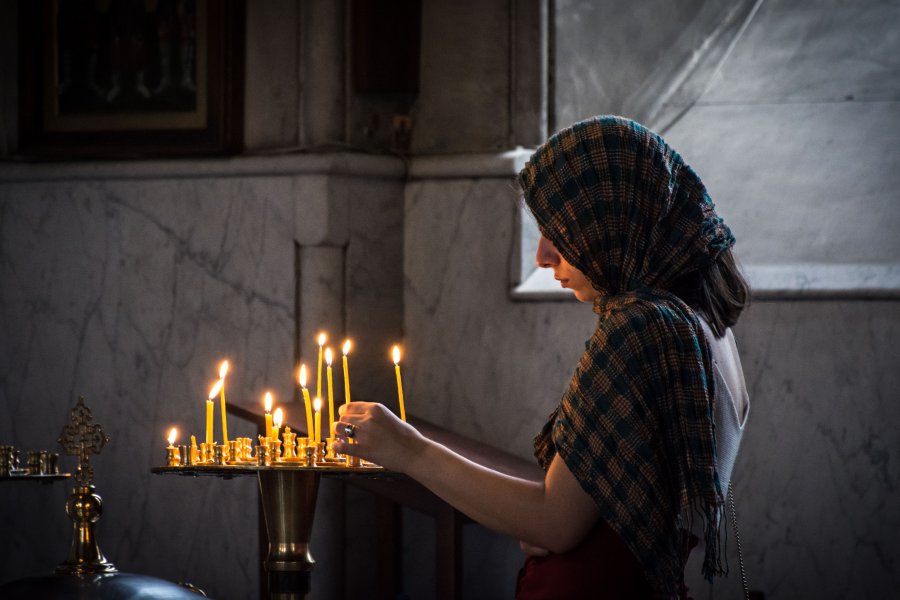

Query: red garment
[515,521,696,600]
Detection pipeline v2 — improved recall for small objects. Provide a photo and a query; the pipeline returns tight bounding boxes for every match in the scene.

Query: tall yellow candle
[342,340,352,406]
[218,360,230,444]
[316,333,326,401]
[325,348,335,437]
[273,407,283,442]
[299,365,314,440]
[313,397,322,444]
[392,345,406,422]
[206,381,218,444]
[264,391,274,439]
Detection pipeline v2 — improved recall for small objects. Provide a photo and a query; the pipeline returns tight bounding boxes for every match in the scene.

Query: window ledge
[510,263,900,301]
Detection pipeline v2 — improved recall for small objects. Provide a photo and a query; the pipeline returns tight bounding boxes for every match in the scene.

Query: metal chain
[728,480,750,600]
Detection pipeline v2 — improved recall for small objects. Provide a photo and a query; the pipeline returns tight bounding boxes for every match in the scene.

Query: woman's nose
[536,236,560,268]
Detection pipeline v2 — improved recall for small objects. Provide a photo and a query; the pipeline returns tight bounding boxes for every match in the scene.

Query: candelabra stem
[258,471,321,599]
[55,484,117,576]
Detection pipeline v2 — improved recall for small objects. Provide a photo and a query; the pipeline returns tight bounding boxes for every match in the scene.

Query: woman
[334,115,750,599]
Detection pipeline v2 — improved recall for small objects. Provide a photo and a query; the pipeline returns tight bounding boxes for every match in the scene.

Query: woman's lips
[556,277,569,288]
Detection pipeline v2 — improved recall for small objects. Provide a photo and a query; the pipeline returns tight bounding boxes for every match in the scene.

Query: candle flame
[317,333,327,347]
[392,345,401,365]
[342,339,352,355]
[219,360,229,379]
[298,364,307,388]
[264,391,273,413]
[313,397,322,412]
[167,427,177,445]
[325,347,333,366]
[208,379,223,399]
[273,407,283,428]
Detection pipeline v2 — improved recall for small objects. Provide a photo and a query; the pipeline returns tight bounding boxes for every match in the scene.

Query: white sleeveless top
[697,318,750,495]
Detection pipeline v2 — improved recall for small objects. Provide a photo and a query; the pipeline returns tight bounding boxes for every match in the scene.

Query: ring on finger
[343,424,357,439]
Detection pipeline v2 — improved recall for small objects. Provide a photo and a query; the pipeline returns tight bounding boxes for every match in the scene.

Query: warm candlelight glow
[317,333,327,347]
[342,340,352,355]
[273,407,284,441]
[325,347,333,366]
[209,379,223,399]
[219,360,229,379]
[313,397,322,412]
[299,364,307,387]
[167,427,177,446]
[392,345,401,365]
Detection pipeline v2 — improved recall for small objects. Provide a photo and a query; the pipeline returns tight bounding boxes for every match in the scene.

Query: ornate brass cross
[57,397,109,487]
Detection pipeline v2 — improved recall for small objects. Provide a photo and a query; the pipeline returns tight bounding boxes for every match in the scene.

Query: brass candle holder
[165,446,180,467]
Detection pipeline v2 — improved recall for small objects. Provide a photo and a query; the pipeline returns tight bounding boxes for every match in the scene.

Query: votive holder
[179,444,191,466]
[256,444,271,466]
[282,431,296,459]
[199,442,212,464]
[26,451,41,475]
[227,440,240,463]
[295,437,308,465]
[166,446,181,467]
[214,444,226,466]
[241,437,253,461]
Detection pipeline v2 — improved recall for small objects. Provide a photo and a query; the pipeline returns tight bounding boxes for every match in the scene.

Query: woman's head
[520,115,748,333]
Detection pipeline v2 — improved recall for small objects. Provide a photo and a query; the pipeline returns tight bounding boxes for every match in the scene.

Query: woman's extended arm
[333,402,599,553]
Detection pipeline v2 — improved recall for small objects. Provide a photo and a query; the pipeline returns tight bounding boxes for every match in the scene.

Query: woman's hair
[669,248,750,338]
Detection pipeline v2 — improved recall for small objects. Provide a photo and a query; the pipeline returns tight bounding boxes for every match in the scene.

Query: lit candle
[206,381,218,445]
[264,391,274,440]
[299,365,314,440]
[393,345,406,422]
[325,348,335,438]
[316,333,326,400]
[313,397,322,444]
[218,360,230,444]
[166,427,180,466]
[273,407,283,442]
[342,340,352,407]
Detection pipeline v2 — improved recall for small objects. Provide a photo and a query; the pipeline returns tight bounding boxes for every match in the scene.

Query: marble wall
[403,161,900,599]
[0,156,405,598]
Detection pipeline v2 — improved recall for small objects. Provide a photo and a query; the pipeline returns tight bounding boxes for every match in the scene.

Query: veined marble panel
[0,174,298,596]
[404,177,597,459]
[404,170,900,598]
[0,156,405,598]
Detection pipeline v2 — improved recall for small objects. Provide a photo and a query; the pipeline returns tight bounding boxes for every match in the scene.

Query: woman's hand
[333,402,425,472]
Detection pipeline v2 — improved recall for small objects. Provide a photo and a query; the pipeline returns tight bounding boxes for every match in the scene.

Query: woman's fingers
[519,541,550,557]
[331,402,423,471]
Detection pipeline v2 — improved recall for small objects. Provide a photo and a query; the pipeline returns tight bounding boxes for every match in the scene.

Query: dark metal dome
[0,572,206,599]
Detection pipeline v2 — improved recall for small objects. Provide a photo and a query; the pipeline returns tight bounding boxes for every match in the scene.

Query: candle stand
[152,462,393,599]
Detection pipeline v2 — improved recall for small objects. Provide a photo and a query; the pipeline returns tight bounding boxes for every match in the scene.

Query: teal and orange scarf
[519,116,735,595]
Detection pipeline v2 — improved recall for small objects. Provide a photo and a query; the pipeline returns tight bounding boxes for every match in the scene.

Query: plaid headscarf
[518,116,735,595]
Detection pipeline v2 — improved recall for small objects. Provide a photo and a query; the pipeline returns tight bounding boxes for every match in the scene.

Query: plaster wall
[0,156,405,598]
[403,168,900,598]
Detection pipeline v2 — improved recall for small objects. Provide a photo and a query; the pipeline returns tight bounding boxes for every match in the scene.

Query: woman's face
[536,235,601,303]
